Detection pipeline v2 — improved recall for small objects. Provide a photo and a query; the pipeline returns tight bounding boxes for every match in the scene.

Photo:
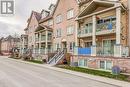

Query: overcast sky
[0,0,57,37]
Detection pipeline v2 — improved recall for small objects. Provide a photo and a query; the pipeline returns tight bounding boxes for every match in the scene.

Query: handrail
[48,50,62,64]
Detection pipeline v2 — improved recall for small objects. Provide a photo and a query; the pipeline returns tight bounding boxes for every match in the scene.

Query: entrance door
[62,42,67,52]
[103,40,115,56]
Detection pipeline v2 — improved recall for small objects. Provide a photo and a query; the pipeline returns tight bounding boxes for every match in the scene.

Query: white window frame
[99,60,113,70]
[67,25,74,35]
[56,14,62,24]
[67,9,74,19]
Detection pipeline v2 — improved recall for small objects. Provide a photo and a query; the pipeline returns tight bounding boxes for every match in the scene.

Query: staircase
[47,50,65,65]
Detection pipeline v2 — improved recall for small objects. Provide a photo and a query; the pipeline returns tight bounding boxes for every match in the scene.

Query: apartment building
[20,0,130,72]
[0,35,20,56]
[53,0,79,53]
[71,0,130,73]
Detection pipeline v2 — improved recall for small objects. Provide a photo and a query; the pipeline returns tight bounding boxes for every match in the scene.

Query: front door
[62,42,67,52]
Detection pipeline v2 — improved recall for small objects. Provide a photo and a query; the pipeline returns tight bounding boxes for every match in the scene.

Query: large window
[85,23,92,33]
[99,60,112,70]
[67,25,74,35]
[67,9,74,19]
[56,14,62,24]
[78,59,88,67]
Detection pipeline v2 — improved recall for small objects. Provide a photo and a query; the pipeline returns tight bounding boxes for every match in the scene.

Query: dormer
[49,4,55,14]
[41,10,50,19]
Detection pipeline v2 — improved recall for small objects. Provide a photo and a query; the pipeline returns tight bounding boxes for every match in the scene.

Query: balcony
[96,22,116,35]
[96,46,114,56]
[41,36,46,42]
[78,28,92,38]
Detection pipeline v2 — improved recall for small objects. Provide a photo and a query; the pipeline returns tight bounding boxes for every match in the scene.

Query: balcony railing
[96,46,114,56]
[41,37,46,41]
[78,28,92,38]
[96,22,116,35]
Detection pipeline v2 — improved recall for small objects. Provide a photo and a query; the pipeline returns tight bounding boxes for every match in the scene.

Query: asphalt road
[0,56,119,87]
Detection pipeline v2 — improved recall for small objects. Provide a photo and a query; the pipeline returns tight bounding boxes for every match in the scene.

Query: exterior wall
[1,38,20,55]
[27,13,39,49]
[71,55,130,73]
[53,0,79,53]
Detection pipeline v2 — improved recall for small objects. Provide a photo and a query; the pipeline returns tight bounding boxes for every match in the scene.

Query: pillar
[45,30,48,54]
[114,7,122,57]
[91,15,96,56]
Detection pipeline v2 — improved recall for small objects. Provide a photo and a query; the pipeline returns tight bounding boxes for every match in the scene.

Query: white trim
[76,4,121,21]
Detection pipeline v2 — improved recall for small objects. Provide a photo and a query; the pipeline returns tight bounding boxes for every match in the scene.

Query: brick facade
[71,55,130,73]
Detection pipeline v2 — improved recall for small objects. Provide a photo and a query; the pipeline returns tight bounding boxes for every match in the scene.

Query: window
[56,43,61,50]
[78,59,84,67]
[85,42,92,47]
[100,61,105,69]
[67,25,74,35]
[56,29,61,37]
[106,61,112,70]
[69,42,75,51]
[48,19,53,26]
[78,59,88,67]
[56,14,62,24]
[67,9,74,19]
[99,60,112,70]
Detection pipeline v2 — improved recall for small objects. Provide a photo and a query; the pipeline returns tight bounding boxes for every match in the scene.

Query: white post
[116,7,121,44]
[22,36,25,55]
[91,15,96,56]
[45,30,48,54]
[39,33,41,54]
[114,7,122,57]
[75,21,78,47]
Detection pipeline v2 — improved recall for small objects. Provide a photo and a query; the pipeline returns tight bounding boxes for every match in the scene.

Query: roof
[78,0,123,18]
[35,24,52,32]
[39,15,53,23]
[1,35,20,42]
[26,11,42,30]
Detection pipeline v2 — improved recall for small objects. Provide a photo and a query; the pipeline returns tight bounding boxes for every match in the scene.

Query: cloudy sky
[0,0,57,37]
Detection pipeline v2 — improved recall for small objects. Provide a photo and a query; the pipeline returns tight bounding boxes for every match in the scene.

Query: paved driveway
[0,56,119,87]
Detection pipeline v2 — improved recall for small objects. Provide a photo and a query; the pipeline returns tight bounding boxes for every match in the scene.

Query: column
[45,30,48,54]
[22,36,25,55]
[75,21,79,47]
[34,34,36,54]
[74,21,79,55]
[91,15,96,56]
[114,7,122,57]
[39,33,41,54]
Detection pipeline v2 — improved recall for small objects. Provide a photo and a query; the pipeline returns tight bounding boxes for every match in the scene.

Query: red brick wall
[71,55,130,73]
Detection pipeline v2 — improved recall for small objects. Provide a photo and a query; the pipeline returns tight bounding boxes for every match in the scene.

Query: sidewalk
[9,58,130,87]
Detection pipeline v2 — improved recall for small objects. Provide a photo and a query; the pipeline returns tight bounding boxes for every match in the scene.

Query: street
[0,56,119,87]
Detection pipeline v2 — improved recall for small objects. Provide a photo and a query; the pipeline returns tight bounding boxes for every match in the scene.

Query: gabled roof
[39,15,53,23]
[78,0,122,17]
[35,24,52,32]
[26,11,42,30]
